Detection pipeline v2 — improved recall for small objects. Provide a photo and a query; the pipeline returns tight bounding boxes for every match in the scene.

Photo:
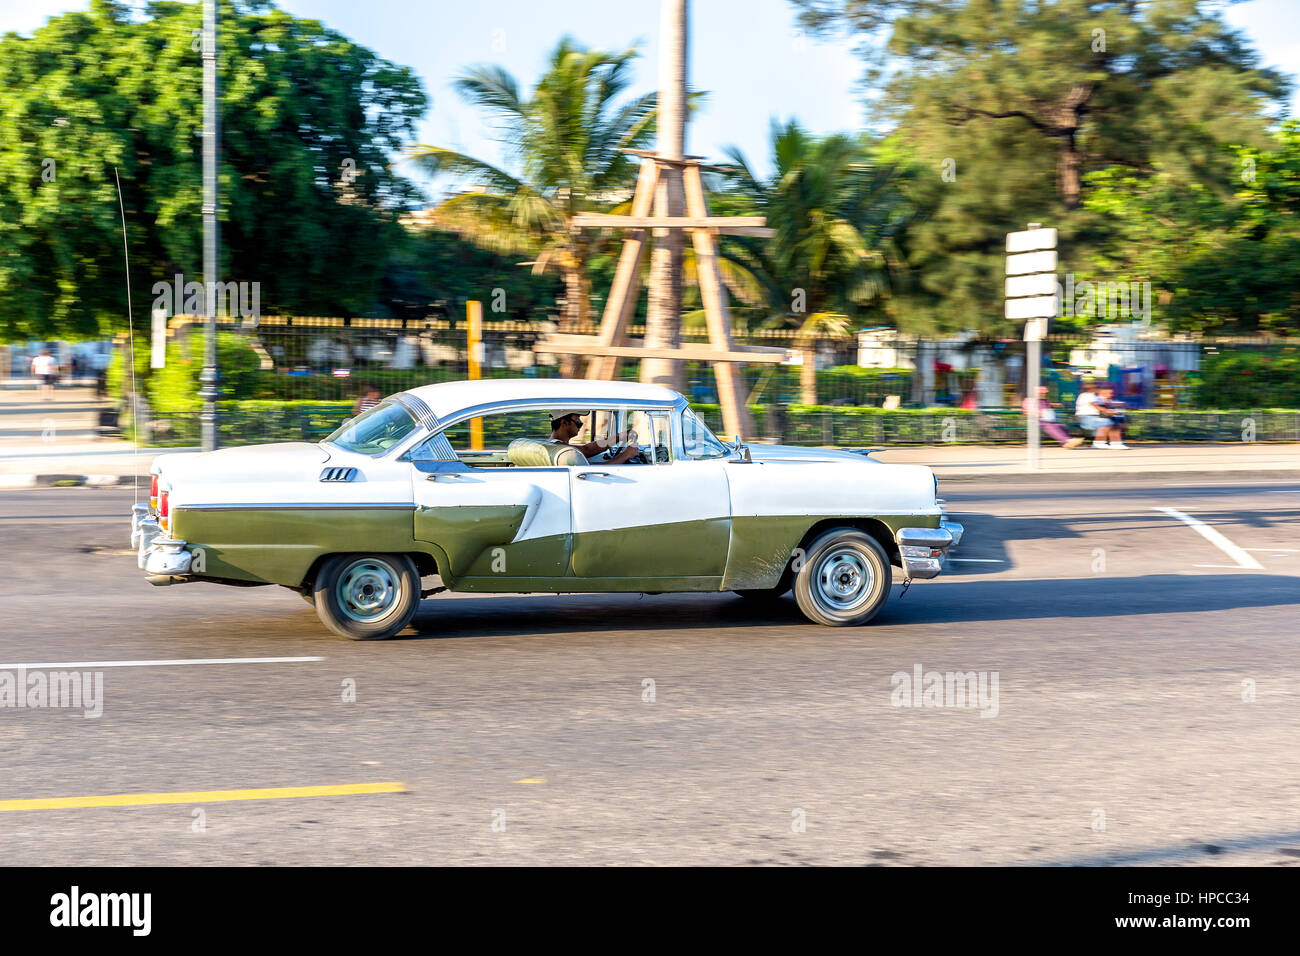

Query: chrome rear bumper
[131,505,193,577]
[896,522,964,580]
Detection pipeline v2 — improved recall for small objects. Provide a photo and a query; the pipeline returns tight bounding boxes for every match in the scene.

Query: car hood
[741,443,880,464]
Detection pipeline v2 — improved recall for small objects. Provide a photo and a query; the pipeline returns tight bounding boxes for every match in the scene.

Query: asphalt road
[1,477,1299,865]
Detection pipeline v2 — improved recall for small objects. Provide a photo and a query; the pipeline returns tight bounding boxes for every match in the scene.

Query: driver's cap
[550,409,591,420]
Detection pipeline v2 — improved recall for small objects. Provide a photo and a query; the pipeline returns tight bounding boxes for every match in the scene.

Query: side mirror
[733,434,752,463]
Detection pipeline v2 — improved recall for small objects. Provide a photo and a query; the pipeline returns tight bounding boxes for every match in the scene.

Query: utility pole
[640,0,687,391]
[199,0,220,451]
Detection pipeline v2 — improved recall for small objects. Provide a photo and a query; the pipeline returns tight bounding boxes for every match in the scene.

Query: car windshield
[680,408,729,459]
[324,401,419,456]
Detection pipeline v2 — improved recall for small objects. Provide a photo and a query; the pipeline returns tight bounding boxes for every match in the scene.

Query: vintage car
[131,379,962,639]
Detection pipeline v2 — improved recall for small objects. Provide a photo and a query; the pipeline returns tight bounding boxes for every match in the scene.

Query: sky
[1,0,1296,189]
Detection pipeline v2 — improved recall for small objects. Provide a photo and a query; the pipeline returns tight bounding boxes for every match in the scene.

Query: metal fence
[112,316,1300,446]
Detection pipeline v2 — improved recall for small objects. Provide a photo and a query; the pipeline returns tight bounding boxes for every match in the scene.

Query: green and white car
[131,379,962,639]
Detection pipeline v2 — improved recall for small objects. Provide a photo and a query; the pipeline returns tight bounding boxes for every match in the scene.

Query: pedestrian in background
[1023,385,1085,449]
[31,349,59,400]
[353,383,382,415]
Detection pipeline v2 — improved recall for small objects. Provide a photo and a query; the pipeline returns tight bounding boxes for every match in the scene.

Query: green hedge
[1190,352,1300,409]
[146,400,1300,447]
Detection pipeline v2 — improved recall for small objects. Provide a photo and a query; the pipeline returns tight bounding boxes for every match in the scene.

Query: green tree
[1085,122,1300,333]
[0,0,427,341]
[718,121,919,400]
[399,37,657,372]
[720,121,914,319]
[792,0,1289,333]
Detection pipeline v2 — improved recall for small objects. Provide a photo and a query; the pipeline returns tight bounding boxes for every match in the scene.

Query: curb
[934,469,1300,483]
[0,474,143,488]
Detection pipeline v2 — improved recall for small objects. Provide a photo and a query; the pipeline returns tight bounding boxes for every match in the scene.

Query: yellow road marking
[0,781,406,812]
[514,778,547,784]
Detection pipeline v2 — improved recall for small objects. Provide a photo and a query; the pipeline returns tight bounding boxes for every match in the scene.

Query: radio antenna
[113,166,141,504]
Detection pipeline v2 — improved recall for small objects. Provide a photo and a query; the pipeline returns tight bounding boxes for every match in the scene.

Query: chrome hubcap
[336,559,400,623]
[814,548,873,612]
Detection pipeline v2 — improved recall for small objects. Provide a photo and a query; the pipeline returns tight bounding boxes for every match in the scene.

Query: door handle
[576,472,611,480]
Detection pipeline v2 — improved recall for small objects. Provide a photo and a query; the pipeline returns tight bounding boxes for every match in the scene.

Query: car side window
[680,408,728,459]
[439,409,559,468]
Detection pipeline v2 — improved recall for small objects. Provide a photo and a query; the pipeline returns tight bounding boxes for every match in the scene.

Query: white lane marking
[947,558,1005,563]
[1243,548,1300,552]
[1154,507,1264,570]
[0,656,324,670]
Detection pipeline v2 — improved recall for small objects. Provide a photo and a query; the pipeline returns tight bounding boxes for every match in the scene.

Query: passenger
[549,410,643,464]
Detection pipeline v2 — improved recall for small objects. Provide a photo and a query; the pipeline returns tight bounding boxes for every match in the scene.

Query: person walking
[31,349,59,400]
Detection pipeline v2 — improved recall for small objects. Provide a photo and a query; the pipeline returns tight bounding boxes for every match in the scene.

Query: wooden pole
[586,159,659,381]
[683,165,753,439]
[641,0,687,391]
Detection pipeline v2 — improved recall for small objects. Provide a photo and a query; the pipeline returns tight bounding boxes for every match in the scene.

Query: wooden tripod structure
[535,149,788,440]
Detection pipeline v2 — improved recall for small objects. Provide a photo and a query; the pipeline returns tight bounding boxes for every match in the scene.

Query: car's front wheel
[312,553,420,640]
[792,528,891,626]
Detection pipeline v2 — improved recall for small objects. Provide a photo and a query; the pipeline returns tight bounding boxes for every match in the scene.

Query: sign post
[1005,224,1057,471]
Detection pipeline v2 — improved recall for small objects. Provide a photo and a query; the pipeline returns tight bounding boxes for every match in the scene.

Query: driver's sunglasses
[563,415,584,428]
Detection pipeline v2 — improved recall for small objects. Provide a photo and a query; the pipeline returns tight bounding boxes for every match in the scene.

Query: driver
[549,410,642,464]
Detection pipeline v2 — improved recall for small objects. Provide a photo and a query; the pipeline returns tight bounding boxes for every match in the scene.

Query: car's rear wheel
[792,528,891,626]
[312,553,420,640]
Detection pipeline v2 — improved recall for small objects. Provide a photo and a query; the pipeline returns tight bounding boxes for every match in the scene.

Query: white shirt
[32,355,57,376]
[1075,391,1100,417]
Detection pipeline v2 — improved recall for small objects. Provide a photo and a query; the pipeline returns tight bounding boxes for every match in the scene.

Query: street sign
[151,308,167,369]
[1005,295,1059,320]
[1005,273,1058,298]
[1005,250,1058,275]
[1006,227,1058,253]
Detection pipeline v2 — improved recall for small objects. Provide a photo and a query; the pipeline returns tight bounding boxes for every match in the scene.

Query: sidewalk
[872,442,1300,480]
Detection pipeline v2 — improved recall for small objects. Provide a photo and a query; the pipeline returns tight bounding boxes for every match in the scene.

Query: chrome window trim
[426,395,684,462]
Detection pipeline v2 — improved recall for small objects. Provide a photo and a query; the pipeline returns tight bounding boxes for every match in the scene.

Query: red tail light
[150,474,159,510]
[159,491,169,530]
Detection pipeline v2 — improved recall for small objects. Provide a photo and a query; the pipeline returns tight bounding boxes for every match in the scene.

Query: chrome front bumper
[896,520,964,580]
[131,504,192,577]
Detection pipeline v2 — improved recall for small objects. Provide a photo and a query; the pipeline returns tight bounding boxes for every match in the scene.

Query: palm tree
[401,38,656,374]
[718,121,915,401]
